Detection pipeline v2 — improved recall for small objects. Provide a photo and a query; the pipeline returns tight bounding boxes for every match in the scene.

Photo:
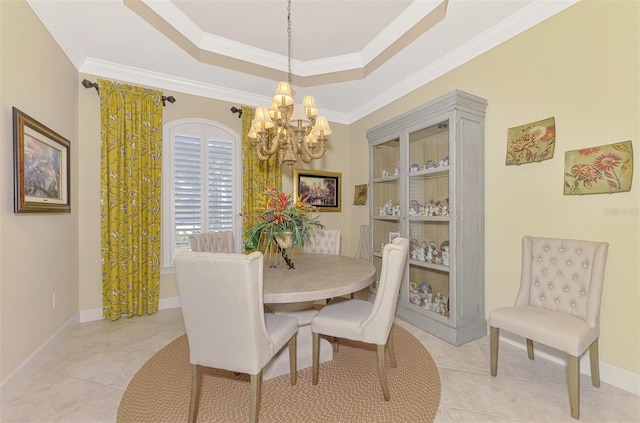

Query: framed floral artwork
[564,140,633,195]
[505,117,556,165]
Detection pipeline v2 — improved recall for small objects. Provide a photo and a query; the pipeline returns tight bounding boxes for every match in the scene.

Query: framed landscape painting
[13,107,71,213]
[293,169,341,212]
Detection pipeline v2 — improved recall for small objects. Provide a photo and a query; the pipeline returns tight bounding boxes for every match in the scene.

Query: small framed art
[13,107,71,213]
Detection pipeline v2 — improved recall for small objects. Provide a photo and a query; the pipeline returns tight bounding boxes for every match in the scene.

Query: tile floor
[1,307,638,422]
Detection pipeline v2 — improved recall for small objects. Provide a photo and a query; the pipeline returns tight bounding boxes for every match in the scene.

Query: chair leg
[589,339,600,387]
[288,335,297,385]
[387,327,397,368]
[377,344,391,401]
[312,332,320,385]
[526,338,535,360]
[250,371,262,423]
[188,364,201,423]
[567,354,580,420]
[333,336,339,352]
[490,326,499,377]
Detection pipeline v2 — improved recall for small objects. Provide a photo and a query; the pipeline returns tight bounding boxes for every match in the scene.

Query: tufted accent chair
[489,236,608,420]
[188,231,234,253]
[303,229,341,255]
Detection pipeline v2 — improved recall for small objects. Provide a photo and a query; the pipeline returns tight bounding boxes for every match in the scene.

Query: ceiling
[27,0,578,124]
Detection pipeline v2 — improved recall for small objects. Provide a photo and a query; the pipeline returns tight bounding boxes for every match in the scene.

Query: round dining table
[262,253,376,304]
[260,253,376,380]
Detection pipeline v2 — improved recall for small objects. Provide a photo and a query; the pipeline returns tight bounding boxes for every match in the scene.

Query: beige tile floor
[1,307,638,422]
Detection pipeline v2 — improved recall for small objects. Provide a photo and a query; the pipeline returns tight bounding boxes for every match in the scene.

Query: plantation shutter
[173,131,234,251]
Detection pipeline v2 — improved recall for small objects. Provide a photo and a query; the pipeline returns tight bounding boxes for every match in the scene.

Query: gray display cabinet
[367,90,487,345]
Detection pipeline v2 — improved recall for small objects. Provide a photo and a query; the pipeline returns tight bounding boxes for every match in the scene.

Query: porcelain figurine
[410,163,420,172]
[439,156,449,166]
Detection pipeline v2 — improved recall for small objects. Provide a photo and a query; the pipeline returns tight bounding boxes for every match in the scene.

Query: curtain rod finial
[230,106,243,118]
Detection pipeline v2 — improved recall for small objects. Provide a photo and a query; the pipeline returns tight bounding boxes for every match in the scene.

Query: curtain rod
[81,79,176,106]
[230,106,243,118]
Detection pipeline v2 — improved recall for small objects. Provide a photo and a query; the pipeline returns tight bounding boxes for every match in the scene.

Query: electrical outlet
[52,292,59,308]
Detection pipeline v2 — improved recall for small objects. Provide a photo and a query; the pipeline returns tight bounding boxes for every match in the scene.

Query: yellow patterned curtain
[99,79,163,320]
[241,106,282,245]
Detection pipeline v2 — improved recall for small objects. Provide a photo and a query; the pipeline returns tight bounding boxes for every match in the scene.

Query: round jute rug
[118,324,440,422]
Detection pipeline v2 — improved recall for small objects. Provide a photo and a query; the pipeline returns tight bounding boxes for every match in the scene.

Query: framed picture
[13,107,70,213]
[505,116,556,166]
[293,169,341,212]
[353,183,367,205]
[388,232,400,243]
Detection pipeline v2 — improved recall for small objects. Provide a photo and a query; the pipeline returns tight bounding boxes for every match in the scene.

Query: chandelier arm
[260,131,282,157]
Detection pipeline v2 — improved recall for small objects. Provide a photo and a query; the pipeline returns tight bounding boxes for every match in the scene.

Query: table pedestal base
[263,323,333,380]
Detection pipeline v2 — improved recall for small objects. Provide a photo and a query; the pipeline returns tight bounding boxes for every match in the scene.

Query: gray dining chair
[174,250,298,423]
[188,231,235,253]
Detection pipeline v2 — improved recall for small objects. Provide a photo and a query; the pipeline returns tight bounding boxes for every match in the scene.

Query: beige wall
[2,0,638,386]
[348,0,639,375]
[0,0,79,381]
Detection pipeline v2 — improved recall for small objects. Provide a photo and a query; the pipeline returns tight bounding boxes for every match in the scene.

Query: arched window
[162,119,241,269]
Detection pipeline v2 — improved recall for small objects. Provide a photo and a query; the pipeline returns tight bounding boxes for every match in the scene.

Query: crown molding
[35,0,579,125]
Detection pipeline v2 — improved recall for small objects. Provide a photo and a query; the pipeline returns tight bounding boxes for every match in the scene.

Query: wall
[78,84,352,311]
[0,0,79,382]
[349,0,639,376]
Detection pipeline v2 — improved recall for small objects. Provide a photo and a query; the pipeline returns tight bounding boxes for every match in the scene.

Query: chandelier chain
[287,0,292,84]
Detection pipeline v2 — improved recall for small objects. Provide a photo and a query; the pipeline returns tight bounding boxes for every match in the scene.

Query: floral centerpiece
[244,186,324,268]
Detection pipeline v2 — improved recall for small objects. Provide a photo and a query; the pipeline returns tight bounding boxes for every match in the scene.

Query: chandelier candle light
[249,0,331,168]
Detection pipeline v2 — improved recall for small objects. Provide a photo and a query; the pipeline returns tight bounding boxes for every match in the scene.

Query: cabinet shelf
[367,90,487,346]
[408,216,449,222]
[408,259,449,272]
[408,165,450,178]
[372,175,400,183]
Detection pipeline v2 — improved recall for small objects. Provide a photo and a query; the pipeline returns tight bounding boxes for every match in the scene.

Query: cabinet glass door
[370,138,400,293]
[405,120,451,320]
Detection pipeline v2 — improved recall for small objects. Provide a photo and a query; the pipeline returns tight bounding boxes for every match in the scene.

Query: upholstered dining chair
[311,237,409,401]
[303,229,341,255]
[354,224,371,261]
[188,230,235,253]
[174,251,298,423]
[488,236,608,420]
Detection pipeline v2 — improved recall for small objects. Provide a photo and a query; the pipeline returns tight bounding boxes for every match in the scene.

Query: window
[162,119,241,269]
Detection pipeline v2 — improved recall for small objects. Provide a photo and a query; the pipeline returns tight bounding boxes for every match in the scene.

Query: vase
[274,231,293,250]
[273,231,295,269]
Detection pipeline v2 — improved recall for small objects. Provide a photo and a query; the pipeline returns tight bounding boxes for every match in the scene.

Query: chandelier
[248,0,331,168]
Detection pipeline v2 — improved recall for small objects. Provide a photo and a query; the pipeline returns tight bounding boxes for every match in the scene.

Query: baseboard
[79,296,182,323]
[0,313,80,405]
[1,297,183,405]
[499,332,640,396]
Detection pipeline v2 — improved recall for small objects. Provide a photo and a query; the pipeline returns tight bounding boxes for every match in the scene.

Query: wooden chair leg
[567,354,580,419]
[387,327,397,368]
[250,371,262,423]
[377,344,391,401]
[589,340,600,387]
[526,338,535,360]
[490,326,499,376]
[288,335,297,385]
[312,332,320,385]
[188,364,201,423]
[333,336,339,352]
